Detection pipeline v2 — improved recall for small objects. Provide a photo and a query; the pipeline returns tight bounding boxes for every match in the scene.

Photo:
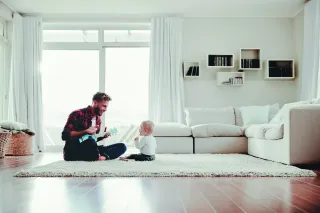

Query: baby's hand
[134,136,139,141]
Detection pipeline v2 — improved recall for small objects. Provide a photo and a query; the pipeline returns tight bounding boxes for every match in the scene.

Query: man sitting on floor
[61,92,127,161]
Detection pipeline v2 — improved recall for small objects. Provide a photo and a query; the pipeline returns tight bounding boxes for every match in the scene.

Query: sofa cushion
[185,107,235,127]
[245,124,283,140]
[235,103,280,126]
[153,122,192,137]
[265,125,284,140]
[240,105,270,126]
[191,123,243,137]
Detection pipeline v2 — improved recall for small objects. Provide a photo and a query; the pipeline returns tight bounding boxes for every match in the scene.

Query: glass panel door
[103,47,149,144]
[42,50,99,147]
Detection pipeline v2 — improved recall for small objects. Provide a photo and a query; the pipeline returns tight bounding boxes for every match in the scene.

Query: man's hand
[103,132,111,138]
[86,126,97,135]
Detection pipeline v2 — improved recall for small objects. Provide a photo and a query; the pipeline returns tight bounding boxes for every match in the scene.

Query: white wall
[182,18,298,108]
[293,10,304,100]
[0,3,12,21]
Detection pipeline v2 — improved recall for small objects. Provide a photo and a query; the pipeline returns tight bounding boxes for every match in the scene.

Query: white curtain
[300,0,320,100]
[9,14,44,152]
[148,17,185,123]
[10,13,27,123]
[0,7,12,121]
[0,31,9,120]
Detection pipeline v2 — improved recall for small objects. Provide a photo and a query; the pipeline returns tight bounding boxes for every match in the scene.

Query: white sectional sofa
[153,100,320,165]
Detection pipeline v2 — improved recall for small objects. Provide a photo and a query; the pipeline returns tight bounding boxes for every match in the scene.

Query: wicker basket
[0,132,12,158]
[5,133,34,156]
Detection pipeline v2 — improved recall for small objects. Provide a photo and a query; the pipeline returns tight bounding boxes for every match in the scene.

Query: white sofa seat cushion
[245,124,283,140]
[185,107,235,127]
[265,125,284,140]
[191,123,243,137]
[153,122,192,137]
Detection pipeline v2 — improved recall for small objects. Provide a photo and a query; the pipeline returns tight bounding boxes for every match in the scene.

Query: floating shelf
[217,72,245,86]
[239,48,261,70]
[183,61,200,78]
[207,54,234,68]
[265,59,295,80]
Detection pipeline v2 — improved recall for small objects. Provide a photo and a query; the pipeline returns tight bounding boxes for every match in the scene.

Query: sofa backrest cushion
[185,107,235,127]
[234,103,280,126]
[240,105,270,126]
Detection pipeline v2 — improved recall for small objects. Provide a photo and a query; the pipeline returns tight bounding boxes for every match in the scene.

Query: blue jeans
[64,138,127,161]
[98,143,127,160]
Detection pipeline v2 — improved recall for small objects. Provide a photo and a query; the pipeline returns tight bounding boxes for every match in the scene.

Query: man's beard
[94,106,102,116]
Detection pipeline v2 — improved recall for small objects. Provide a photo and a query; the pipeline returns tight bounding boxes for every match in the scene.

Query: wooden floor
[0,154,320,213]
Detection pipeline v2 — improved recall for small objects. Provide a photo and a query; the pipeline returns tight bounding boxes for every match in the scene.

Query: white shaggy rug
[14,154,316,177]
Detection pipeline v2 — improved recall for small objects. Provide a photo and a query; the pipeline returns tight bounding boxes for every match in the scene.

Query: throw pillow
[0,120,28,131]
[185,107,235,127]
[235,103,280,126]
[240,105,270,126]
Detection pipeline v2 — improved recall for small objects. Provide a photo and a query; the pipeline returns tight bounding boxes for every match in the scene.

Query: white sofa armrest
[288,105,320,164]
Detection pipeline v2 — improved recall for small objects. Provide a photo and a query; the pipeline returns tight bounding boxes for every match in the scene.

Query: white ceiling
[3,0,305,18]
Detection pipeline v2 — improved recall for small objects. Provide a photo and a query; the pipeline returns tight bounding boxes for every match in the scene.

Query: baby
[120,120,157,161]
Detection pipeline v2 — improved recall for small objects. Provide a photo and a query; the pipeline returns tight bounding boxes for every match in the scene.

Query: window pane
[43,30,98,42]
[104,47,149,144]
[104,30,150,42]
[42,50,99,146]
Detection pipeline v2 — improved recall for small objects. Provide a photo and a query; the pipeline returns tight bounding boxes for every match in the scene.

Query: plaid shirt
[62,106,101,141]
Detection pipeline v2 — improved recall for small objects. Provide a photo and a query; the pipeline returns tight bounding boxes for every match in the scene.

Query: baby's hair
[142,120,154,132]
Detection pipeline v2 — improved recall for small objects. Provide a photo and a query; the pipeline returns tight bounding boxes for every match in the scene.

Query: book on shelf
[241,59,260,68]
[186,66,199,76]
[221,77,243,85]
[210,55,232,66]
[269,68,293,77]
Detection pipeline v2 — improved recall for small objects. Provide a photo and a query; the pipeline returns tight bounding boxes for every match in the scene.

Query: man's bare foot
[98,155,106,161]
[119,157,128,161]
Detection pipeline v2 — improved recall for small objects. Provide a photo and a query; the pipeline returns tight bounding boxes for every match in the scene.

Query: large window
[42,26,150,148]
[42,50,99,146]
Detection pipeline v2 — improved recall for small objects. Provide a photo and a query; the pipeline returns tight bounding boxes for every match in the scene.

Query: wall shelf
[265,59,295,80]
[207,54,234,68]
[183,61,200,78]
[239,48,261,70]
[217,72,245,86]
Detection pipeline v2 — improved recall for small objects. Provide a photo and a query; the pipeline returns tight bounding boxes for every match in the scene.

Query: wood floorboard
[0,153,319,213]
